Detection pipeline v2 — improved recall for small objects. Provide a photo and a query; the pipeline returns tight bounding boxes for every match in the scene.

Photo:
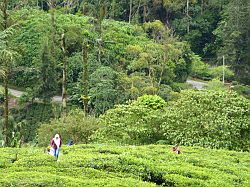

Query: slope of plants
[0,144,249,187]
[93,90,250,151]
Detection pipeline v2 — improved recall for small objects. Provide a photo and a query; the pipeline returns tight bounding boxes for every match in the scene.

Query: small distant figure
[67,139,74,146]
[172,145,181,154]
[50,134,62,160]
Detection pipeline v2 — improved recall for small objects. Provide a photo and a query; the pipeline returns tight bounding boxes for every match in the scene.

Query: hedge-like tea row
[0,144,249,186]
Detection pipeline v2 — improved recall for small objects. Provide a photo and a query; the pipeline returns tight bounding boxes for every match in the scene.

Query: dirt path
[186,79,207,90]
[8,88,62,102]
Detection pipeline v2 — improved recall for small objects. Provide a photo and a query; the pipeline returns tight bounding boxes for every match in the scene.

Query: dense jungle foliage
[2,0,249,84]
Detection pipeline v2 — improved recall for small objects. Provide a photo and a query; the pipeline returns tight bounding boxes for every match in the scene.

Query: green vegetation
[231,83,250,100]
[38,110,99,146]
[94,91,249,150]
[0,0,249,145]
[190,55,234,81]
[0,86,4,103]
[13,102,60,142]
[0,144,249,187]
[8,9,193,111]
[0,1,249,186]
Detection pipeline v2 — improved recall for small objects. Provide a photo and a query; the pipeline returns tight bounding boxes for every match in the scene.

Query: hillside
[0,144,249,187]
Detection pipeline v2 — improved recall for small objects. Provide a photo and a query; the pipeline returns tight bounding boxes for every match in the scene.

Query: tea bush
[0,144,249,186]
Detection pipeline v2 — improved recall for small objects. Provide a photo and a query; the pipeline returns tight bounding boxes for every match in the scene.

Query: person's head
[54,134,60,139]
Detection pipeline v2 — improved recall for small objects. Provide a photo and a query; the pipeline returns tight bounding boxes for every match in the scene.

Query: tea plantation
[0,144,249,187]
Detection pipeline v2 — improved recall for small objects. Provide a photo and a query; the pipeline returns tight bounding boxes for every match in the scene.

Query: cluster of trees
[7,0,249,83]
[2,0,249,82]
[11,9,193,110]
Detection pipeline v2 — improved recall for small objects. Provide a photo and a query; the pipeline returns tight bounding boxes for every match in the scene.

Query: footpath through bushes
[0,144,249,186]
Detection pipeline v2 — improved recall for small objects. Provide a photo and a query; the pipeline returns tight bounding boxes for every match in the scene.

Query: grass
[0,144,249,186]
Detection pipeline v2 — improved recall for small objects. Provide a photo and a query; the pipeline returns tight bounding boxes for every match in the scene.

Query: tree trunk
[201,0,204,15]
[143,0,147,23]
[98,40,101,64]
[3,0,8,29]
[129,0,133,23]
[2,0,9,147]
[187,0,190,33]
[111,0,116,19]
[50,0,56,60]
[3,71,9,147]
[82,41,89,116]
[61,33,67,116]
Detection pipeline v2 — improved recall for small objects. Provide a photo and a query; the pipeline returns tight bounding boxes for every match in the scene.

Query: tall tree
[0,0,18,146]
[81,39,89,116]
[36,39,57,102]
[61,32,67,115]
[215,0,250,84]
[42,0,58,100]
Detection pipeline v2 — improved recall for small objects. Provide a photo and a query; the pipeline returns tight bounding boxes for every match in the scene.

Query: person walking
[50,134,62,160]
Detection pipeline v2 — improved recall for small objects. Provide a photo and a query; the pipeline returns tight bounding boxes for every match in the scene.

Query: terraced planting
[0,144,249,187]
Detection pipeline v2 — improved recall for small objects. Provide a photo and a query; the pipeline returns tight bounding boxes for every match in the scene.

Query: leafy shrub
[0,115,19,147]
[92,95,166,144]
[171,82,193,92]
[89,66,124,116]
[132,95,166,109]
[232,84,250,99]
[190,55,235,81]
[161,90,250,150]
[38,110,99,146]
[157,84,174,101]
[209,66,234,81]
[204,79,226,91]
[190,54,210,80]
[93,90,249,151]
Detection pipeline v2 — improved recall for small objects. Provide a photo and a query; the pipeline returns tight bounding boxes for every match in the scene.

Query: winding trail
[186,79,207,90]
[8,88,62,102]
[5,79,206,101]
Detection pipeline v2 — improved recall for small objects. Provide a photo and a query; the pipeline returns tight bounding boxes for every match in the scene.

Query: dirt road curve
[8,88,62,102]
[6,79,205,101]
[186,79,207,90]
